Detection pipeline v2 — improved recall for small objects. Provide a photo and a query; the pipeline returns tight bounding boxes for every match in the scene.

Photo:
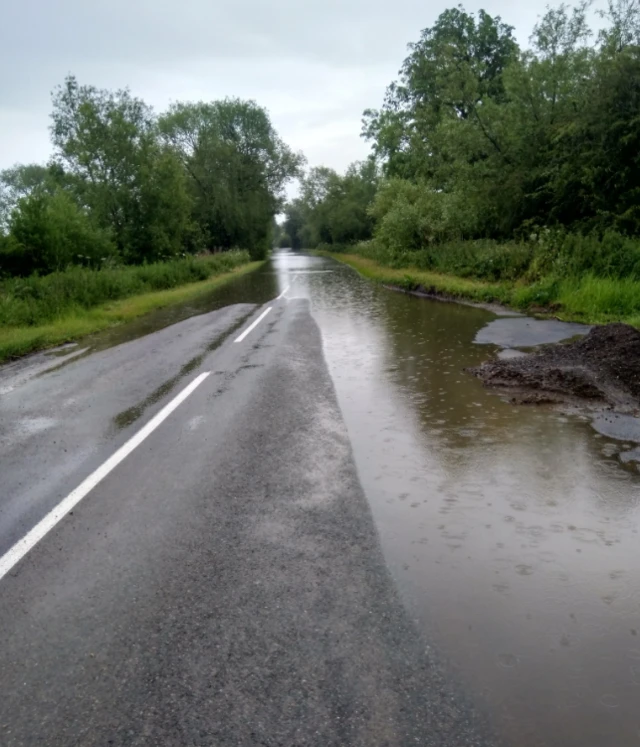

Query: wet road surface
[1,250,640,746]
[0,260,492,746]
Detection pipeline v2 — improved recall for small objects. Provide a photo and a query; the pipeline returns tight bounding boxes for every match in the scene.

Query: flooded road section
[30,250,639,746]
[269,251,640,747]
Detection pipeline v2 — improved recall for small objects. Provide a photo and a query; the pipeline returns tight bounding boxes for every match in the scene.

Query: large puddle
[272,251,640,747]
[27,250,640,745]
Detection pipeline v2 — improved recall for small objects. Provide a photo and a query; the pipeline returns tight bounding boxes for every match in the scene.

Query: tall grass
[328,248,640,326]
[349,239,534,282]
[332,230,640,285]
[556,276,640,321]
[0,251,250,327]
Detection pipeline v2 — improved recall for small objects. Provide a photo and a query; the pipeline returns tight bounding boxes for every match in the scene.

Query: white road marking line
[276,286,290,300]
[0,371,211,583]
[234,307,272,343]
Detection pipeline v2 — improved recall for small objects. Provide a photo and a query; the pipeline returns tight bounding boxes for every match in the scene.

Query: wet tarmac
[3,250,640,746]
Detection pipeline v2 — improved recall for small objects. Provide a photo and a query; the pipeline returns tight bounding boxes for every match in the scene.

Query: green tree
[0,163,65,231]
[548,45,640,233]
[363,6,519,181]
[599,0,640,51]
[360,2,640,242]
[287,160,379,248]
[50,75,192,263]
[159,100,304,259]
[283,200,305,249]
[7,187,115,275]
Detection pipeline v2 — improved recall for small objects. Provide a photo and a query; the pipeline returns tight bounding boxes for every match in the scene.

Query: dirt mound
[469,323,640,410]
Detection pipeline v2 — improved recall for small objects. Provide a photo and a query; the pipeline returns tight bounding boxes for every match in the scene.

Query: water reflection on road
[273,251,640,747]
[46,250,639,746]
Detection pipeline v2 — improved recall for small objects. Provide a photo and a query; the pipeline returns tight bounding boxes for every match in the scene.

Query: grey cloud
[0,0,577,173]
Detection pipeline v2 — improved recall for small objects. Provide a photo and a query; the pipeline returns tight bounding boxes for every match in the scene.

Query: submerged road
[0,257,493,746]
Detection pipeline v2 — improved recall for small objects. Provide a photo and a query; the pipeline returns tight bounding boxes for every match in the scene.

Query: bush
[7,189,116,275]
[371,180,453,255]
[315,242,355,254]
[521,229,640,281]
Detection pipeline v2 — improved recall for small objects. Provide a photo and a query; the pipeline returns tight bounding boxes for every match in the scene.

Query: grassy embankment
[0,251,259,363]
[322,235,640,326]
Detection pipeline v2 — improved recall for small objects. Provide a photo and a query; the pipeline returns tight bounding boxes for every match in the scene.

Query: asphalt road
[0,284,495,745]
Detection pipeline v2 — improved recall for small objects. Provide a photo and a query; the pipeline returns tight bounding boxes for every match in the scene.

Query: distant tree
[1,77,304,278]
[286,159,379,248]
[159,100,304,259]
[283,200,306,249]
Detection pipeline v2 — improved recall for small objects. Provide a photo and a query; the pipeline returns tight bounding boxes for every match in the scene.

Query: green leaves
[364,6,519,182]
[360,2,640,245]
[0,163,64,231]
[6,188,116,275]
[285,159,379,249]
[159,100,304,259]
[49,75,190,263]
[1,76,301,277]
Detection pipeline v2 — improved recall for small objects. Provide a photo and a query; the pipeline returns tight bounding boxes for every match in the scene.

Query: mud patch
[469,324,640,413]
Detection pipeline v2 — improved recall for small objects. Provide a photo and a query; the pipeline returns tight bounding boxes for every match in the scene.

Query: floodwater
[38,250,640,745]
[269,251,640,747]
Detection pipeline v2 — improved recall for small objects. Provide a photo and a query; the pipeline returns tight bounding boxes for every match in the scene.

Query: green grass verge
[0,252,252,327]
[325,252,640,326]
[0,261,262,363]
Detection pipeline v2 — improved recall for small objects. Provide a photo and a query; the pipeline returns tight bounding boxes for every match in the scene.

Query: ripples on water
[271,251,640,747]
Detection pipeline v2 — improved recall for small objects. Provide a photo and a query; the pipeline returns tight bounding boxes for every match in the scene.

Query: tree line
[0,76,303,276]
[284,0,640,259]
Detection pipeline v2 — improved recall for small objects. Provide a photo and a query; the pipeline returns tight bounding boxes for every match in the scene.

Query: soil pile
[469,323,640,410]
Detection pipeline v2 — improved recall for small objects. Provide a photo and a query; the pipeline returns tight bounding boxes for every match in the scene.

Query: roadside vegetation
[284,0,640,325]
[0,251,251,328]
[326,251,640,326]
[0,254,259,363]
[0,76,302,360]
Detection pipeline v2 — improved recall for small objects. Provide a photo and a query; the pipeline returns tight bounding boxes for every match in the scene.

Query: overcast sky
[0,0,593,177]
